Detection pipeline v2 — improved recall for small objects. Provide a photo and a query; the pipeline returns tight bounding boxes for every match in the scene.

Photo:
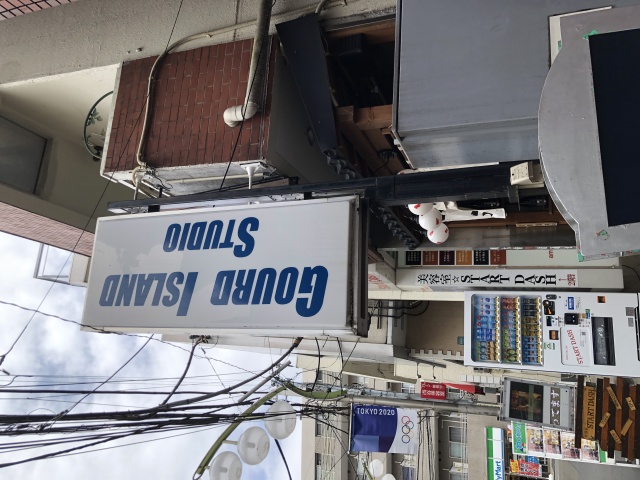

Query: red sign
[420,382,446,400]
[518,459,542,477]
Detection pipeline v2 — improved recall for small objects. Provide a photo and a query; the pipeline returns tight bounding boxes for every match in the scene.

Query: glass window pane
[449,442,467,459]
[0,117,45,193]
[449,426,463,443]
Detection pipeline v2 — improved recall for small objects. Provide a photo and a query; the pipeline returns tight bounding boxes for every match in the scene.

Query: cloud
[0,233,302,479]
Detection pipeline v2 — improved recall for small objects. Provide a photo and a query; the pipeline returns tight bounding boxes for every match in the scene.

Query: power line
[0,299,267,374]
[160,338,201,406]
[45,335,154,428]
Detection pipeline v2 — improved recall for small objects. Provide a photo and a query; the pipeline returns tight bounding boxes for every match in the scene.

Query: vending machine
[464,291,640,376]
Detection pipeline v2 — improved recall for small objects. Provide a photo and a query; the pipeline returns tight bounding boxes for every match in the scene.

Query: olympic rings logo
[401,416,415,444]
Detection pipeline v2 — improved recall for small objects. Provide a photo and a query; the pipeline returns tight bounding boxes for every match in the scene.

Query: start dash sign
[83,197,362,336]
[421,382,446,400]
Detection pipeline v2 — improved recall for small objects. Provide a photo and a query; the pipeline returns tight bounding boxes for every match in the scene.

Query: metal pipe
[223,0,273,127]
[170,173,265,184]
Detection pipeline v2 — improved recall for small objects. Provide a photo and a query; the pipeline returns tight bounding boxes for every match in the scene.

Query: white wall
[0,136,132,231]
[0,0,395,86]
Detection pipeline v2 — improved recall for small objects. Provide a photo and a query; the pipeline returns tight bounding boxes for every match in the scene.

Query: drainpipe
[223,0,273,127]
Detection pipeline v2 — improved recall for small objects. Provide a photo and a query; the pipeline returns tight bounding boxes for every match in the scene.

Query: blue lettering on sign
[99,272,198,316]
[210,266,328,317]
[163,217,259,258]
[494,460,504,480]
[98,214,332,319]
[567,297,574,310]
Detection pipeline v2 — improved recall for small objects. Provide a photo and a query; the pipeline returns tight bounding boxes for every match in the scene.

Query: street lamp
[236,426,270,465]
[369,459,384,477]
[208,452,243,480]
[264,400,296,439]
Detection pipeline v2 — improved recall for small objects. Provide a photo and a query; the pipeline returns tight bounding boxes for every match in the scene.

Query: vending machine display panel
[465,291,640,376]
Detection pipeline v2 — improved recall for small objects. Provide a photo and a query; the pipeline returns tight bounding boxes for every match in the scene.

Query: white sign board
[398,268,579,290]
[83,197,359,336]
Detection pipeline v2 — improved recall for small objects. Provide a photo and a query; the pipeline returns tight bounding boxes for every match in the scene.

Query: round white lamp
[381,474,396,480]
[408,203,433,215]
[427,222,449,244]
[369,459,384,477]
[237,426,270,465]
[264,400,297,440]
[418,208,442,231]
[208,451,242,480]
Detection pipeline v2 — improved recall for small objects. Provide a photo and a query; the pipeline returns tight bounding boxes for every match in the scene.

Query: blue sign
[350,405,418,454]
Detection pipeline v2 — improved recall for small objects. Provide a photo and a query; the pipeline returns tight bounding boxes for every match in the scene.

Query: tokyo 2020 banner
[350,404,419,454]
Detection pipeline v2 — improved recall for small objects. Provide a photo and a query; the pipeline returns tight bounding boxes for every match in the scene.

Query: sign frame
[82,196,368,337]
[500,377,575,431]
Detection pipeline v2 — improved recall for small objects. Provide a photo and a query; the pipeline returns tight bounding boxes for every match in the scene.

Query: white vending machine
[464,291,640,376]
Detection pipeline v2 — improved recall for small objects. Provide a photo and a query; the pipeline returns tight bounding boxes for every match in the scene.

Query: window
[322,371,342,387]
[315,453,322,480]
[448,426,467,459]
[0,117,46,193]
[401,382,415,394]
[355,376,368,387]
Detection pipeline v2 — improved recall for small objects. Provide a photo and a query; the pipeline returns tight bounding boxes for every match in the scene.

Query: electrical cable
[0,87,150,368]
[0,299,242,364]
[310,337,321,393]
[275,439,293,480]
[622,264,640,284]
[405,301,430,317]
[337,337,344,387]
[159,338,201,406]
[133,0,186,178]
[44,335,154,428]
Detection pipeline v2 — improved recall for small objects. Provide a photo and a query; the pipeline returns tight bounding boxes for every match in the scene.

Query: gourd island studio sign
[83,198,356,335]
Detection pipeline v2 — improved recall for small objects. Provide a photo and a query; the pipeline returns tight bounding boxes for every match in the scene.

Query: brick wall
[105,37,274,173]
[0,202,94,256]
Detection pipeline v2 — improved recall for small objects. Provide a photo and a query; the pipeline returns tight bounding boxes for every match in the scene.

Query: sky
[0,232,302,480]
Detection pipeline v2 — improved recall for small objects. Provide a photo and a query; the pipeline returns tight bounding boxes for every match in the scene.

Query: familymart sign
[486,427,505,480]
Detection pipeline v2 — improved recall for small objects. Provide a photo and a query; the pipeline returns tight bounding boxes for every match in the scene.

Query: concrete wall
[0,85,132,232]
[0,137,131,232]
[0,0,395,86]
[406,301,464,355]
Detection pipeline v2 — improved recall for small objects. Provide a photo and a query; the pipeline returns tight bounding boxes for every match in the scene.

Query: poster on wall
[525,426,545,457]
[350,405,419,454]
[512,422,528,455]
[509,458,543,477]
[581,439,600,463]
[561,432,580,459]
[543,429,562,458]
[511,421,603,465]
